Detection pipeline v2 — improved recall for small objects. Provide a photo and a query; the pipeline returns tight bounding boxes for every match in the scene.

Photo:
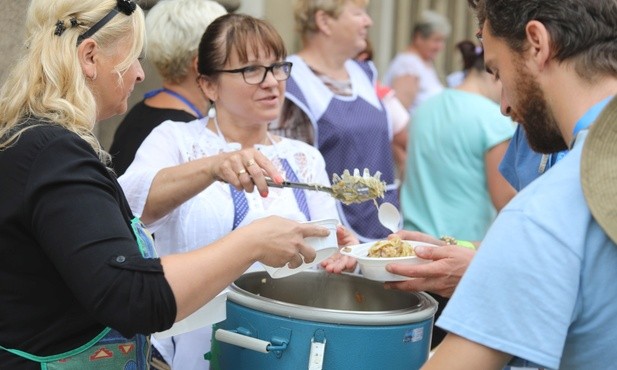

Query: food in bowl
[368,237,414,258]
[340,240,438,281]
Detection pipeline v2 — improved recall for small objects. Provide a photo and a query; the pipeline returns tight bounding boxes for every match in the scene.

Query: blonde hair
[0,0,145,163]
[146,0,226,84]
[294,0,369,38]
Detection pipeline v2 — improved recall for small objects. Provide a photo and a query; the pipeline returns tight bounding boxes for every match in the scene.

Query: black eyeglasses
[77,0,136,45]
[213,62,293,85]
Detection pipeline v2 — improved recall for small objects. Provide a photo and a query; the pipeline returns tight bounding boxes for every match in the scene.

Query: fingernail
[414,246,427,254]
[260,190,269,197]
[274,175,284,183]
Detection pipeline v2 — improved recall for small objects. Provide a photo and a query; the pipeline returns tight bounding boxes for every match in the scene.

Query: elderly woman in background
[272,0,402,242]
[119,13,342,369]
[109,0,227,176]
[383,10,451,116]
[0,1,327,369]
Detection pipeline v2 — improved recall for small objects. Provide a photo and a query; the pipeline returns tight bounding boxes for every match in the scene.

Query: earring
[207,103,216,119]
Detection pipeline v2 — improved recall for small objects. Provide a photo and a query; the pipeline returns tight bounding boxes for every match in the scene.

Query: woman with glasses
[271,0,403,242]
[0,1,329,369]
[119,13,344,369]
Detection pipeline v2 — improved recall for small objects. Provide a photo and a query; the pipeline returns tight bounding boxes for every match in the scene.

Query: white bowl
[340,240,437,281]
[262,218,338,279]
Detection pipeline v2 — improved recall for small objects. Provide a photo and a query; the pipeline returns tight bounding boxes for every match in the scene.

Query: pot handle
[214,328,288,354]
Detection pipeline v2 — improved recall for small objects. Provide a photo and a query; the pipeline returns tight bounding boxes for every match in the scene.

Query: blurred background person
[356,37,409,178]
[401,41,515,241]
[119,14,342,369]
[271,0,402,242]
[383,9,450,116]
[446,40,479,88]
[109,0,227,175]
[399,41,515,348]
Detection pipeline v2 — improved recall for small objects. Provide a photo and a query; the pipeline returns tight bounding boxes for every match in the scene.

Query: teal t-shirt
[401,89,515,240]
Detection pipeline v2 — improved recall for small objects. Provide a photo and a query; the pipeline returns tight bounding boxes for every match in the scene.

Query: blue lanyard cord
[144,88,204,119]
[550,95,614,166]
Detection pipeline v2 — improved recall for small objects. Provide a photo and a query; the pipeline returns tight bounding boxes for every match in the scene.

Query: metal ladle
[265,168,386,205]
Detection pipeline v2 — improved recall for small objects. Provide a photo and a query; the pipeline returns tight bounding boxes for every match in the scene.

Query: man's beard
[510,64,568,154]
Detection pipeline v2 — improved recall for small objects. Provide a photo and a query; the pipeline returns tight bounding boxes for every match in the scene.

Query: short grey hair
[413,10,451,39]
[145,0,227,83]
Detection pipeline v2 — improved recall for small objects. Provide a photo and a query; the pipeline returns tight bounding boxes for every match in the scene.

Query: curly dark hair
[467,0,617,81]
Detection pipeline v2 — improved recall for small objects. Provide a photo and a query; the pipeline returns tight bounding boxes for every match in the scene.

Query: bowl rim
[340,240,438,262]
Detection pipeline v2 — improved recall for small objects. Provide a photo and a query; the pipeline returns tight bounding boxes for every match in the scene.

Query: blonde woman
[0,1,326,368]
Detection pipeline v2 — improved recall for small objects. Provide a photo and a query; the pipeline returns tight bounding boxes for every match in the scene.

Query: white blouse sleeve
[118,121,186,230]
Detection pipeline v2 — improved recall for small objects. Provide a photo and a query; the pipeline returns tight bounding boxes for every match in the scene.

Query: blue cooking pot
[208,270,437,370]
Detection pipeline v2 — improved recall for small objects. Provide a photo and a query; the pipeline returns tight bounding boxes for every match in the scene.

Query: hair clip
[54,20,66,36]
[117,0,137,15]
[76,0,136,45]
[70,18,79,28]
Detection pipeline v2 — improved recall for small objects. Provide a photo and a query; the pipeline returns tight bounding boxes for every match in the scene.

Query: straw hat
[581,96,617,244]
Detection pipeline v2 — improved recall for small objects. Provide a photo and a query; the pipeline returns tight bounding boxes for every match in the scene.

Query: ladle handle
[265,177,334,194]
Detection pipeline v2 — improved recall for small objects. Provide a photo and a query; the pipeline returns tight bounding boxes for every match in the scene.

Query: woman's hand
[243,216,330,268]
[320,225,359,273]
[212,148,283,197]
[161,216,329,320]
[141,148,284,224]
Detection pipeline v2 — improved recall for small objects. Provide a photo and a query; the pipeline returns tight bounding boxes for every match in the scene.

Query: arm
[392,129,408,179]
[422,333,512,370]
[486,140,516,211]
[320,225,360,273]
[141,148,281,224]
[390,74,418,111]
[161,216,326,320]
[33,133,327,333]
[381,89,410,178]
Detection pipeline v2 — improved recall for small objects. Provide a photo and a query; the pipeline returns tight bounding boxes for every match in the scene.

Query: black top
[0,120,176,369]
[109,100,196,175]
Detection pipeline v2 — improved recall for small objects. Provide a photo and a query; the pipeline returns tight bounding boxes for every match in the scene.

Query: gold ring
[246,159,256,167]
[237,169,247,176]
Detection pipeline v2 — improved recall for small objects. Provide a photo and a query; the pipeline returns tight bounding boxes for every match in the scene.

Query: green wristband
[456,240,476,250]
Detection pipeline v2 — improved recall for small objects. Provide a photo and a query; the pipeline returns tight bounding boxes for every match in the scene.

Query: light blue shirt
[498,125,545,191]
[437,129,617,369]
[401,89,515,241]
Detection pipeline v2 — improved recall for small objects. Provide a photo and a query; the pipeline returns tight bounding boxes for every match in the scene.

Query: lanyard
[550,95,614,165]
[144,88,204,119]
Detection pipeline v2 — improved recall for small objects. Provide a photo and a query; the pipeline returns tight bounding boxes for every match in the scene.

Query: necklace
[144,88,204,119]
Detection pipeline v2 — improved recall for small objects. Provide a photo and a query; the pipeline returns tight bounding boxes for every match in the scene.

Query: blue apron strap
[229,185,249,230]
[229,159,312,229]
[279,159,311,221]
